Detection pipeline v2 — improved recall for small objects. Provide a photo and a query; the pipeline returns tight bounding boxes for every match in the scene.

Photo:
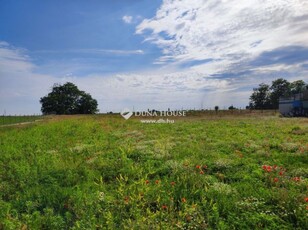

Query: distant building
[279,90,308,117]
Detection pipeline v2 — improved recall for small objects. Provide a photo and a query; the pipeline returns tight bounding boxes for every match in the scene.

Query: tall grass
[0,116,42,126]
[0,115,307,229]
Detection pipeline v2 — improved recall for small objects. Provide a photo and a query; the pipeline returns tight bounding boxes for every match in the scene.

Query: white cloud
[98,49,144,55]
[1,33,306,114]
[0,42,34,73]
[122,15,133,24]
[0,43,56,114]
[136,0,308,65]
[33,49,144,55]
[0,41,233,114]
[62,69,233,112]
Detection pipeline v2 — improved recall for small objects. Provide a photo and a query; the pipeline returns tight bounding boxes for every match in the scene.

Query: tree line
[40,79,307,115]
[249,79,307,110]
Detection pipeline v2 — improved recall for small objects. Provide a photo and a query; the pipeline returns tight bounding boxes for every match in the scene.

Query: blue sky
[0,0,307,114]
[0,0,162,75]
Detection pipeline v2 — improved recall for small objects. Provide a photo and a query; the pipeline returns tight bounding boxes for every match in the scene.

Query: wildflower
[293,177,301,182]
[196,165,201,169]
[279,171,284,176]
[261,165,272,172]
[145,180,150,185]
[155,180,160,184]
[171,181,176,186]
[162,205,168,210]
[200,170,204,175]
[305,197,308,202]
[181,197,187,203]
[273,178,279,182]
[203,165,207,169]
[262,165,267,170]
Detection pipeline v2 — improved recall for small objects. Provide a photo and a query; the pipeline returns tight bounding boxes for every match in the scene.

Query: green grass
[0,116,42,126]
[0,115,307,229]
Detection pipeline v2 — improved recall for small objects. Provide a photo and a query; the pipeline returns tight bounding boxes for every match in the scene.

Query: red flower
[171,181,176,186]
[155,180,160,184]
[266,166,272,172]
[145,180,150,185]
[262,165,267,170]
[181,197,187,203]
[304,197,308,202]
[203,165,207,169]
[279,171,284,176]
[162,205,168,210]
[273,178,279,183]
[196,165,201,169]
[293,177,301,182]
[200,170,204,175]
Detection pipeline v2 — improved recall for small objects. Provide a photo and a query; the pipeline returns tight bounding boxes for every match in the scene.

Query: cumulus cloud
[136,0,308,66]
[134,0,308,103]
[122,15,133,24]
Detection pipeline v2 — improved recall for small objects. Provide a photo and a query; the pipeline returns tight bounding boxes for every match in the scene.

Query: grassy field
[0,116,42,126]
[0,114,307,229]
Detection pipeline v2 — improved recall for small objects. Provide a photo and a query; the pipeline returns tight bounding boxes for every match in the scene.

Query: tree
[214,106,219,114]
[270,78,291,109]
[249,78,307,110]
[290,80,306,95]
[40,82,98,115]
[249,83,271,109]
